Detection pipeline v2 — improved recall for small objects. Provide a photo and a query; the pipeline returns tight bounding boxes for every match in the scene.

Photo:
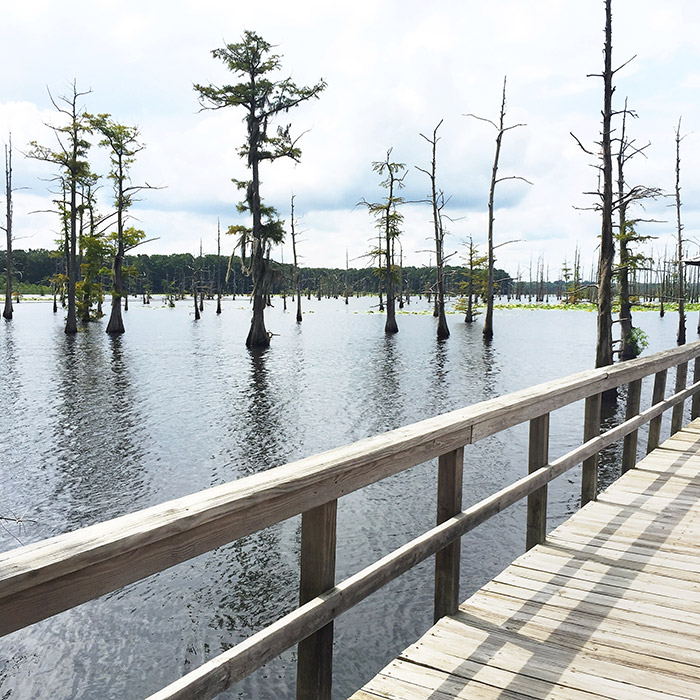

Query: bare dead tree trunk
[675,117,686,346]
[398,242,405,308]
[484,118,498,340]
[345,248,350,305]
[66,151,79,332]
[198,238,204,313]
[216,218,222,314]
[659,256,666,317]
[2,138,13,320]
[418,120,449,340]
[466,77,529,341]
[596,0,614,371]
[290,195,302,323]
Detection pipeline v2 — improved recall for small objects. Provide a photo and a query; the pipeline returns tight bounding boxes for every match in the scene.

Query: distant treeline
[15,248,700,305]
[2,248,522,298]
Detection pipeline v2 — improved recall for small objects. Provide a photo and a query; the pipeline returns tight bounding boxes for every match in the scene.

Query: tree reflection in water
[52,334,148,531]
[0,300,691,700]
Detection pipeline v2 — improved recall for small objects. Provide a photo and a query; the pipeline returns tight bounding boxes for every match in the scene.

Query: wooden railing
[3,341,700,700]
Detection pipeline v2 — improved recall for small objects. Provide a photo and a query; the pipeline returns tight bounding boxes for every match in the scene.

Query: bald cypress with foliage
[90,115,153,334]
[359,149,406,334]
[195,30,326,348]
[28,83,92,334]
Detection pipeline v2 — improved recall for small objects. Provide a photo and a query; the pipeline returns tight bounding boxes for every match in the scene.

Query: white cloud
[2,0,700,281]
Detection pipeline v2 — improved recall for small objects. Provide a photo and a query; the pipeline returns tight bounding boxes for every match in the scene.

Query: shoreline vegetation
[6,292,697,315]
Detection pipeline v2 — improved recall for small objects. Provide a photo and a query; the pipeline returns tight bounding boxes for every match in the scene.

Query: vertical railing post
[646,369,667,454]
[581,393,601,506]
[296,500,337,700]
[434,447,464,623]
[621,379,642,473]
[671,361,688,435]
[692,357,700,420]
[526,413,549,550]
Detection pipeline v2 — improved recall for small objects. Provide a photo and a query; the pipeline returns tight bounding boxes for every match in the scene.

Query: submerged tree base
[385,313,398,334]
[437,313,450,340]
[106,297,125,334]
[246,332,271,349]
[246,294,270,348]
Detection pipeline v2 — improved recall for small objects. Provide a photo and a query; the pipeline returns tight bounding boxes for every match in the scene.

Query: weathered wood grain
[526,413,549,550]
[352,421,700,700]
[672,361,689,434]
[434,447,464,622]
[622,378,642,473]
[296,500,337,700]
[647,368,668,453]
[581,392,601,506]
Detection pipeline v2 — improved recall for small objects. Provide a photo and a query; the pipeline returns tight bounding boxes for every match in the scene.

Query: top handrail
[2,339,700,640]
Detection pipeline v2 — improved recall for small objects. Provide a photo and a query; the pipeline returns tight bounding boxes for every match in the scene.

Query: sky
[2,0,700,279]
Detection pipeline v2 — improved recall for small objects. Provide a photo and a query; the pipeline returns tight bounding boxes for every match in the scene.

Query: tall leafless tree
[417,120,450,340]
[466,77,530,341]
[591,0,619,369]
[572,0,636,372]
[216,219,222,314]
[290,194,303,323]
[675,117,687,345]
[2,137,13,320]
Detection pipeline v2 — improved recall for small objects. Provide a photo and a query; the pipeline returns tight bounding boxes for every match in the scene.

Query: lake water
[0,296,691,699]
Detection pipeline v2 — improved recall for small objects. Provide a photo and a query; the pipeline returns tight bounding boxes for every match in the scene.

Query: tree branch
[463,113,498,129]
[570,132,595,155]
[495,175,533,186]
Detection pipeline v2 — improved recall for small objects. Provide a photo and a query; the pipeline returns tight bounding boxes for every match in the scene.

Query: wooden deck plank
[551,513,700,542]
[515,543,700,585]
[531,540,700,578]
[452,606,700,680]
[367,663,539,700]
[458,592,700,663]
[471,580,700,639]
[423,618,699,697]
[395,629,688,700]
[509,557,700,603]
[545,525,700,558]
[348,422,700,699]
[494,563,700,614]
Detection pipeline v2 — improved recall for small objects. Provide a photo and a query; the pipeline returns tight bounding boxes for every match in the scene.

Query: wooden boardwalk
[350,420,700,700]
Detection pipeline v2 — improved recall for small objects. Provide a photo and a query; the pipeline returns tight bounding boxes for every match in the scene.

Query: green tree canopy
[194,30,326,348]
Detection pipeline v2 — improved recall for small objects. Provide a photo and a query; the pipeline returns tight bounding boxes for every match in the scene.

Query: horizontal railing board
[144,379,700,700]
[1,341,699,640]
